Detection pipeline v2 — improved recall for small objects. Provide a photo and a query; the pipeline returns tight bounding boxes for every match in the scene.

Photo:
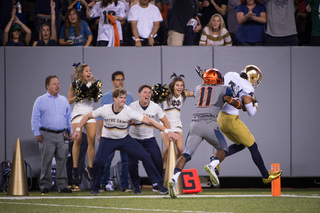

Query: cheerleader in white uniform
[161,76,193,169]
[68,63,102,186]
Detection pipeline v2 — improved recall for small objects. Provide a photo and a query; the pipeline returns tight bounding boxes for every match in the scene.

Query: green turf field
[1,188,319,213]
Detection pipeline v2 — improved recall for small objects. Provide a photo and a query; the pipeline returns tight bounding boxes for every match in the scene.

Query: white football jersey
[221,72,255,115]
[129,100,165,139]
[162,95,184,131]
[92,104,143,139]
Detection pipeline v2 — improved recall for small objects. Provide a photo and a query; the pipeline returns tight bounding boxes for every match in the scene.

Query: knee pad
[182,153,191,162]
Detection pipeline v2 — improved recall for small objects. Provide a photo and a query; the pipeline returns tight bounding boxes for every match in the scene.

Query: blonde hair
[71,63,94,82]
[206,13,226,41]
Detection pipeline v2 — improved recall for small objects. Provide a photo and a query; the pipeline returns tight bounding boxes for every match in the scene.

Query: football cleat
[152,183,169,195]
[168,179,177,198]
[204,164,220,186]
[263,170,282,184]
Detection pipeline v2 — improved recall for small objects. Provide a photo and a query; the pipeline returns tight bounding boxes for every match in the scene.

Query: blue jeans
[100,150,129,189]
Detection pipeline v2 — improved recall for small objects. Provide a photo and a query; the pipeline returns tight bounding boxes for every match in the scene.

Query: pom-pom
[151,83,168,104]
[73,79,102,102]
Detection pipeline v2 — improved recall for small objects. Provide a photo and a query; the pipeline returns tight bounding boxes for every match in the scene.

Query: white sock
[209,159,220,168]
[172,171,181,183]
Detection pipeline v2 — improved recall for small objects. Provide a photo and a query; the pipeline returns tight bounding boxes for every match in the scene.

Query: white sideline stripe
[0,202,231,213]
[0,194,319,200]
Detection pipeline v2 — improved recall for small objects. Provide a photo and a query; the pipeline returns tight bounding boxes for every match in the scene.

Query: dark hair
[240,0,260,4]
[65,9,81,39]
[101,0,118,8]
[112,71,125,81]
[45,75,58,89]
[138,84,152,93]
[112,88,127,98]
[166,77,186,105]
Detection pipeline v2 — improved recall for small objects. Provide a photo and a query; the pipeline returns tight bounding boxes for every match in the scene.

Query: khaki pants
[167,30,184,46]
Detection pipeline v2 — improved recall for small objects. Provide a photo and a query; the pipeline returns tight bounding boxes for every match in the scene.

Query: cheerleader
[161,76,193,169]
[68,63,102,187]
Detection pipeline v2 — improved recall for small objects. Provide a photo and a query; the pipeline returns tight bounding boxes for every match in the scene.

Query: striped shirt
[199,27,232,46]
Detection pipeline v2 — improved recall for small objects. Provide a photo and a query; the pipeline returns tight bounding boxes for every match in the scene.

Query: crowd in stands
[0,0,319,47]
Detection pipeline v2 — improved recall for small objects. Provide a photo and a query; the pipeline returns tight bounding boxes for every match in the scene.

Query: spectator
[33,0,57,46]
[264,0,298,46]
[198,0,228,27]
[306,0,320,46]
[62,0,91,22]
[128,0,163,46]
[88,0,126,46]
[295,0,308,45]
[227,0,240,45]
[167,0,201,46]
[59,8,93,46]
[31,75,73,194]
[156,0,170,45]
[199,13,232,46]
[3,6,31,46]
[34,0,61,42]
[0,0,13,46]
[236,0,266,46]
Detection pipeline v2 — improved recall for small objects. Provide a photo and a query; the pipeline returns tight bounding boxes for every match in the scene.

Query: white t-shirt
[128,4,163,38]
[221,72,255,115]
[92,104,143,139]
[129,100,165,139]
[90,1,126,41]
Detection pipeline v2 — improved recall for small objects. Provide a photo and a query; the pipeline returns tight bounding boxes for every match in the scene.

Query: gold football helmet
[203,68,223,85]
[243,65,262,88]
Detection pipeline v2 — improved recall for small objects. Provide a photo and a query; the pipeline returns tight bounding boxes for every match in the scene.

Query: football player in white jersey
[74,88,178,195]
[168,69,243,198]
[217,65,282,184]
[129,85,171,194]
[161,76,193,170]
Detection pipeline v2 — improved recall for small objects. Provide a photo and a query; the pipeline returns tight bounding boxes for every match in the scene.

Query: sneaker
[204,164,220,186]
[122,187,132,193]
[134,186,141,194]
[72,167,80,186]
[91,190,99,195]
[153,183,169,195]
[85,166,93,181]
[263,170,282,184]
[210,155,220,176]
[168,179,177,198]
[105,181,114,191]
[41,188,49,194]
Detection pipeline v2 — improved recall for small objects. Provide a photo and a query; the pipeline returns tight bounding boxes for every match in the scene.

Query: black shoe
[152,183,168,195]
[60,188,72,193]
[134,186,141,194]
[72,167,80,185]
[41,188,49,193]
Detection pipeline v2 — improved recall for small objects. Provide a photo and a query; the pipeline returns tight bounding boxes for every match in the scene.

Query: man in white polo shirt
[128,0,163,46]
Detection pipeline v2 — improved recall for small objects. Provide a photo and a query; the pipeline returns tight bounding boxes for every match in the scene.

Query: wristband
[75,127,81,132]
[164,128,170,134]
[228,97,233,104]
[135,38,141,41]
[150,34,154,38]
